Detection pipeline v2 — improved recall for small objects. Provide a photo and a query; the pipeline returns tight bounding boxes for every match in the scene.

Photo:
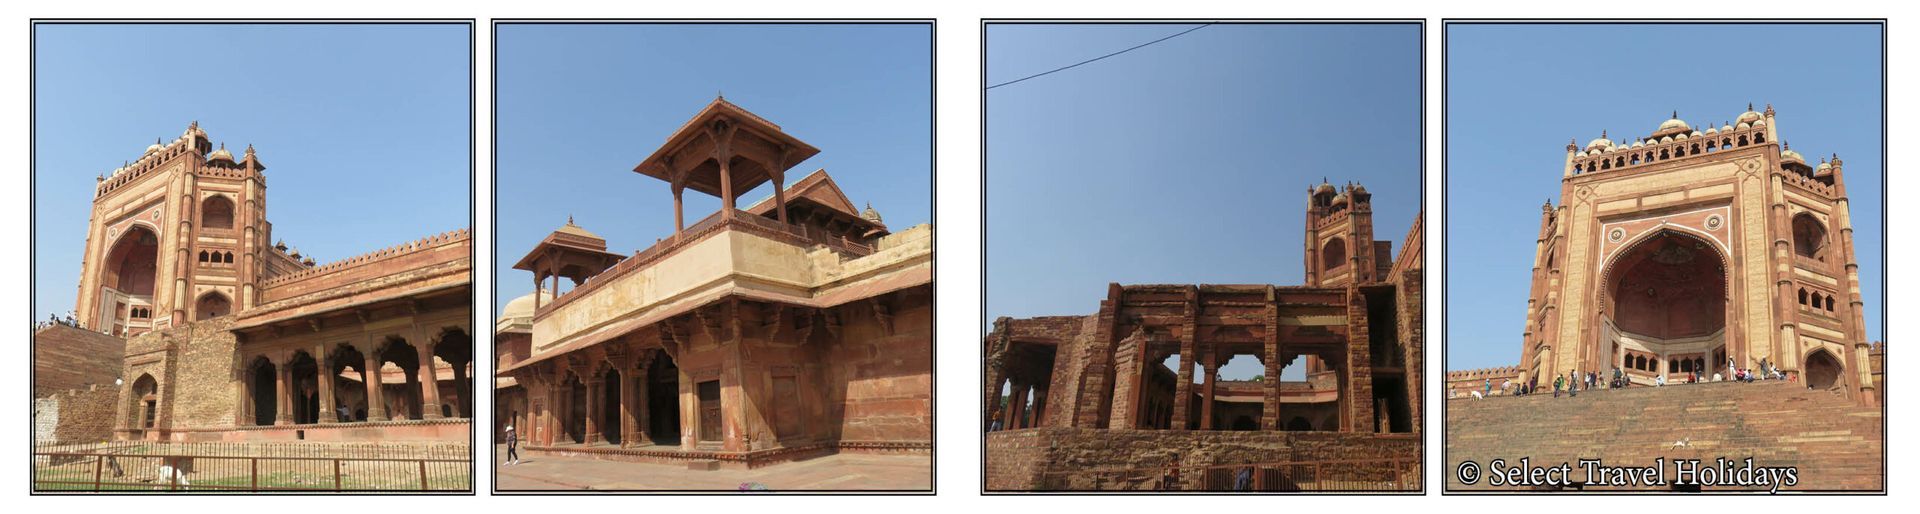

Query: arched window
[1792,213,1827,261]
[1799,288,1808,306]
[196,292,231,320]
[1754,133,1766,144]
[199,250,209,263]
[201,195,235,230]
[1659,149,1670,160]
[224,251,235,264]
[1825,296,1835,311]
[1738,135,1749,147]
[1321,238,1348,272]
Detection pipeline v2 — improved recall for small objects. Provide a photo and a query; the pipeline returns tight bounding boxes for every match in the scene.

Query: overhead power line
[986,22,1216,90]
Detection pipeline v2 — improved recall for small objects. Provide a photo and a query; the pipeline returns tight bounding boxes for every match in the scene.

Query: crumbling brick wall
[34,384,121,444]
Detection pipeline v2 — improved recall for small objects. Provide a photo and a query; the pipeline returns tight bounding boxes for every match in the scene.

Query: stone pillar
[274,356,293,425]
[1171,338,1196,430]
[451,357,469,418]
[1201,349,1219,430]
[619,369,639,447]
[672,183,685,234]
[714,128,735,219]
[317,346,338,423]
[417,343,444,420]
[1032,385,1049,427]
[363,349,388,421]
[233,369,249,426]
[633,364,651,445]
[583,375,604,445]
[1002,380,1023,429]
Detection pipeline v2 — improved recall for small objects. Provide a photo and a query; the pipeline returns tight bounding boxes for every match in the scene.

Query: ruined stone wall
[985,427,1420,490]
[828,285,933,444]
[33,325,127,398]
[172,318,241,429]
[34,384,122,444]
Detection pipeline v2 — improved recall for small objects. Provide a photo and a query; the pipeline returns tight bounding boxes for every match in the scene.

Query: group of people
[34,312,79,331]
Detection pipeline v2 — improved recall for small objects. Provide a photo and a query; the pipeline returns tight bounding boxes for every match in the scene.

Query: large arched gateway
[96,225,160,337]
[1602,229,1727,382]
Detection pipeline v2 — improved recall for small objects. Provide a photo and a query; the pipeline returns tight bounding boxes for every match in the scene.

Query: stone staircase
[1446,380,1881,491]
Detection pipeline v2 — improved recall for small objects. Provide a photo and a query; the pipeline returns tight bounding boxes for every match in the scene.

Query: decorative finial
[1765,103,1774,116]
[1783,141,1790,150]
[1601,129,1607,139]
[718,90,725,100]
[245,143,255,156]
[1671,110,1678,119]
[567,215,575,225]
[1748,102,1754,111]
[189,120,198,130]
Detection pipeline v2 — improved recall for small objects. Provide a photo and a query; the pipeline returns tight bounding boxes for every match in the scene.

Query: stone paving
[492,445,931,492]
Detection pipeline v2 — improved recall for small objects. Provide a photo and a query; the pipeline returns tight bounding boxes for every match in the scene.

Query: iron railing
[32,443,470,492]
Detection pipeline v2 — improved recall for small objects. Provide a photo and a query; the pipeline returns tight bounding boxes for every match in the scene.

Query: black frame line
[485,18,938,496]
[26,18,480,496]
[1437,17,1889,496]
[979,18,1428,496]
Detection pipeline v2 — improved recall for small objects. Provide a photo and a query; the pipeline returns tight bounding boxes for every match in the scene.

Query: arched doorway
[377,339,423,420]
[600,367,622,445]
[287,352,320,424]
[330,345,370,422]
[1285,416,1312,432]
[432,328,474,419]
[128,373,159,433]
[1805,349,1844,390]
[647,353,681,445]
[249,357,277,426]
[195,292,231,321]
[1605,230,1727,374]
[1792,213,1828,261]
[565,373,587,444]
[97,225,160,336]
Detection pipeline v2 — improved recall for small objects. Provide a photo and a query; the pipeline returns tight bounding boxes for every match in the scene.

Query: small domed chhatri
[1736,103,1765,124]
[1586,130,1614,152]
[860,202,883,224]
[1652,111,1691,138]
[207,143,235,163]
[1780,142,1805,165]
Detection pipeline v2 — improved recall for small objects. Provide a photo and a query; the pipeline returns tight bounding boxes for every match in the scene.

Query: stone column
[317,346,338,423]
[233,368,249,426]
[1171,339,1196,430]
[417,343,444,420]
[451,357,470,418]
[619,369,639,447]
[1201,349,1219,430]
[274,355,293,425]
[1002,379,1023,429]
[1031,385,1049,427]
[583,375,604,445]
[633,364,651,445]
[363,349,388,421]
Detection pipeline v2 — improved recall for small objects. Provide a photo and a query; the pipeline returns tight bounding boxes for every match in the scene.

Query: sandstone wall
[34,384,122,444]
[985,427,1420,490]
[33,325,127,398]
[829,285,932,444]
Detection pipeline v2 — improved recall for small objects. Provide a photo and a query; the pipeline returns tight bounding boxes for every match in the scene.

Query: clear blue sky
[986,23,1423,381]
[1445,23,1886,371]
[494,24,932,312]
[33,23,472,321]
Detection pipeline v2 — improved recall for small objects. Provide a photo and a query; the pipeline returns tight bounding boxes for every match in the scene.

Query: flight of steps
[1447,380,1882,491]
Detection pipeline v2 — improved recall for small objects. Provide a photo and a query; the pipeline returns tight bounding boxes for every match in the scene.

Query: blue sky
[986,23,1423,380]
[493,24,933,312]
[33,23,472,320]
[1445,23,1886,371]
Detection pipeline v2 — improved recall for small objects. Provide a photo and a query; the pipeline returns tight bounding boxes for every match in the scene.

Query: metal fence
[32,442,470,492]
[1038,457,1419,492]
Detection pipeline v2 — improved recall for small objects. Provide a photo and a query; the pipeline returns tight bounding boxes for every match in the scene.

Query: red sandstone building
[495,98,932,472]
[1446,107,1884,492]
[38,122,473,444]
[984,183,1423,492]
[1515,106,1876,403]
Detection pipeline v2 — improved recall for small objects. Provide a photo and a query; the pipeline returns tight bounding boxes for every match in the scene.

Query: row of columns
[536,361,654,448]
[999,379,1048,430]
[241,331,469,427]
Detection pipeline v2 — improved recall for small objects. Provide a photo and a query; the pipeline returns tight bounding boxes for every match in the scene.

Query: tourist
[1713,371,1723,382]
[1655,374,1666,387]
[1484,378,1491,397]
[1233,466,1254,491]
[505,425,520,465]
[1502,378,1512,395]
[1554,374,1564,398]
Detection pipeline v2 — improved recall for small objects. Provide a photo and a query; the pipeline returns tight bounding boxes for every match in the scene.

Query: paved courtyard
[492,445,931,492]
